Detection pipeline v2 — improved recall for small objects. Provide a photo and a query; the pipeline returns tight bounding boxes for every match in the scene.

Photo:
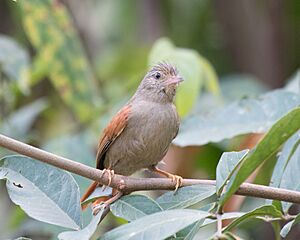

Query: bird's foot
[170,174,183,192]
[149,166,183,192]
[100,169,115,190]
[92,191,123,215]
[91,196,110,215]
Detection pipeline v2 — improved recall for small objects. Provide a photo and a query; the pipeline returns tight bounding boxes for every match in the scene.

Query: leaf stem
[217,214,222,236]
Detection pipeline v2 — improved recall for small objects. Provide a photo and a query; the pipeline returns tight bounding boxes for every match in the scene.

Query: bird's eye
[155,72,161,79]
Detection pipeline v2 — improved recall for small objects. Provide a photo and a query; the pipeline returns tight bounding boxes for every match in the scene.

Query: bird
[80,62,184,212]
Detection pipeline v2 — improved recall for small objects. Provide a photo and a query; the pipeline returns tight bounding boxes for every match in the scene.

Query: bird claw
[149,166,183,193]
[171,174,183,193]
[100,169,115,190]
[92,191,123,215]
[92,203,104,215]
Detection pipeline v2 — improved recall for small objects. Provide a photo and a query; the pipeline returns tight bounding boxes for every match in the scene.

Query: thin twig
[1,133,300,204]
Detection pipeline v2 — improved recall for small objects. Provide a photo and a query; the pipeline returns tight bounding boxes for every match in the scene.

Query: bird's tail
[80,181,99,210]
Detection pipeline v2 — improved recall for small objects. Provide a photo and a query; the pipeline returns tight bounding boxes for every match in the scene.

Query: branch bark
[1,133,300,204]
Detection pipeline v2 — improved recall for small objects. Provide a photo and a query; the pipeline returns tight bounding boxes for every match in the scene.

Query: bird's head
[136,62,183,103]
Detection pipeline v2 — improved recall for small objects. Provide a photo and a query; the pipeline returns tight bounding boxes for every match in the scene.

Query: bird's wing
[96,105,132,170]
[172,104,180,140]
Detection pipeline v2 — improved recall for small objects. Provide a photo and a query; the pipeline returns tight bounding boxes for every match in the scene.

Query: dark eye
[155,72,161,79]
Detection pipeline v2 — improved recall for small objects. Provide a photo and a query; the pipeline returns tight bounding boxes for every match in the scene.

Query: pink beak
[164,76,184,86]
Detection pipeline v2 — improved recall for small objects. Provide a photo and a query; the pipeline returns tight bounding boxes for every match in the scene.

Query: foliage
[2,97,300,238]
[0,34,30,94]
[18,0,100,122]
[149,38,219,117]
[1,0,300,239]
[0,156,81,229]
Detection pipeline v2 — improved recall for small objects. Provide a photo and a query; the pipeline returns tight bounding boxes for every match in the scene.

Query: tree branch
[1,133,300,204]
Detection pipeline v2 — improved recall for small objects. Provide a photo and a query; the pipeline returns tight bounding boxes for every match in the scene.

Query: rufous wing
[96,105,131,170]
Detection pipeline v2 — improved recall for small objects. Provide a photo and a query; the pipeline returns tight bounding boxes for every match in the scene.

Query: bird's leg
[91,196,110,214]
[149,165,183,192]
[100,168,115,190]
[92,190,123,215]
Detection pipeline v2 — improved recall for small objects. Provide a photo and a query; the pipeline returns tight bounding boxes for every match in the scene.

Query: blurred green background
[0,0,300,239]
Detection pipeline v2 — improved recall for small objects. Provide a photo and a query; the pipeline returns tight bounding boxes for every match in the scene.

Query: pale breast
[105,100,179,176]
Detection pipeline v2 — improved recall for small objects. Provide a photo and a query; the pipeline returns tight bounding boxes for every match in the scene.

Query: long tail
[80,181,99,210]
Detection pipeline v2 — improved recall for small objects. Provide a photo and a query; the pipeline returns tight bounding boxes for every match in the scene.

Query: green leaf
[216,150,249,196]
[148,37,219,117]
[110,195,162,221]
[0,34,30,94]
[18,0,99,122]
[172,48,203,117]
[279,141,300,213]
[81,187,112,207]
[285,70,300,94]
[220,75,268,102]
[175,212,244,240]
[58,206,106,240]
[0,99,47,141]
[221,232,244,240]
[42,130,96,196]
[224,205,282,232]
[268,131,300,189]
[8,206,27,229]
[100,209,210,240]
[148,38,174,65]
[219,107,300,207]
[174,90,300,147]
[0,155,82,229]
[156,185,216,210]
[199,56,220,95]
[173,220,205,240]
[280,214,300,238]
[266,131,300,207]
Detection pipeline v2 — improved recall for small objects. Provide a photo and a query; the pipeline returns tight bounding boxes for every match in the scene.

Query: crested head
[134,62,183,103]
[148,62,178,78]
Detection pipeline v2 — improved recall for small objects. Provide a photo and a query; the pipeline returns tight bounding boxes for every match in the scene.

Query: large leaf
[110,195,162,221]
[173,219,205,240]
[0,99,47,141]
[156,185,216,210]
[224,205,282,232]
[266,131,300,207]
[42,131,96,195]
[280,214,300,238]
[279,143,300,212]
[0,34,30,94]
[174,90,300,146]
[100,209,210,240]
[148,38,174,66]
[175,212,244,240]
[219,107,300,207]
[58,206,106,240]
[268,131,300,189]
[285,70,300,94]
[148,37,219,117]
[216,150,249,196]
[219,75,268,102]
[0,155,82,229]
[18,0,99,122]
[199,56,220,95]
[173,48,203,117]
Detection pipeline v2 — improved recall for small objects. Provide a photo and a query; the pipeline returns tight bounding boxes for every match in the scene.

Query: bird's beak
[163,76,184,87]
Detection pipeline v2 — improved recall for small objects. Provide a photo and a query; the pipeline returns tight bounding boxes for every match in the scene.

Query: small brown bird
[81,63,184,210]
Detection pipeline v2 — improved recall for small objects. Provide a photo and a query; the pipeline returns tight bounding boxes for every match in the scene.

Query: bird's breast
[105,100,179,175]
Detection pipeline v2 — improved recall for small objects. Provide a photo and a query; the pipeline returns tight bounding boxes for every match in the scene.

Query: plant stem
[217,214,222,236]
[1,133,300,204]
